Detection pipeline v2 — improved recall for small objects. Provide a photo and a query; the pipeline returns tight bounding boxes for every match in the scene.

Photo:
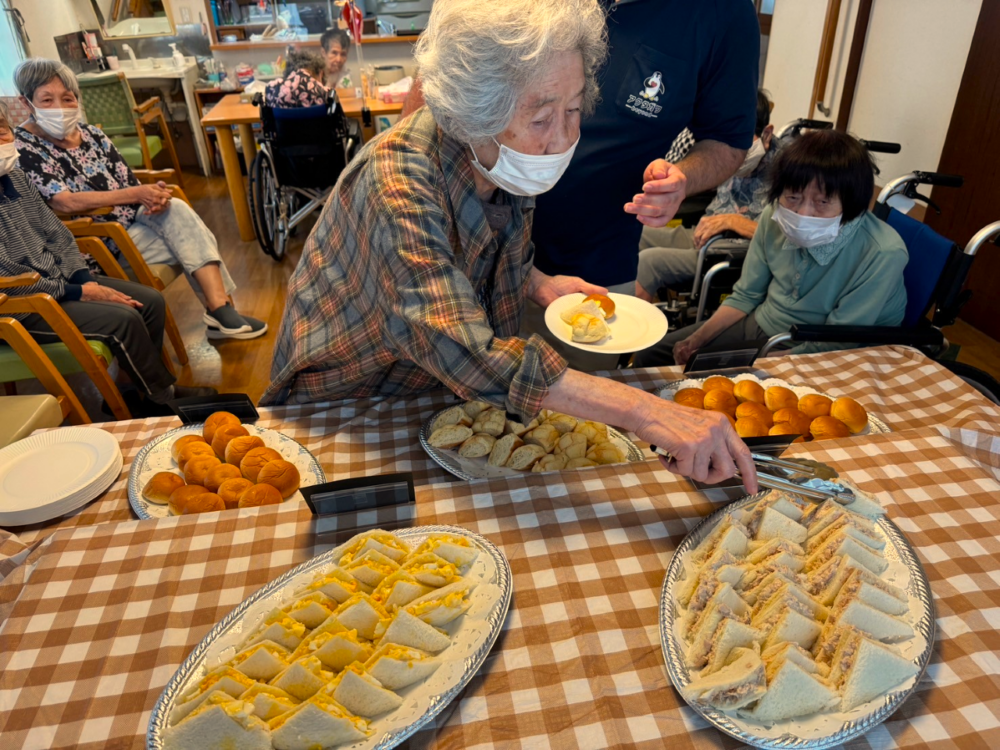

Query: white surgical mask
[734,138,766,178]
[0,142,17,177]
[772,203,843,249]
[470,136,579,197]
[32,106,81,140]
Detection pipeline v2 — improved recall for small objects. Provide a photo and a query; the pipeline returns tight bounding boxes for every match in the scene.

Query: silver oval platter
[419,408,645,481]
[659,492,935,749]
[657,375,890,436]
[148,524,513,749]
[128,423,326,519]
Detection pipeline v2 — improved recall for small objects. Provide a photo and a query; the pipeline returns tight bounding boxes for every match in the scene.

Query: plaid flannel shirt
[261,108,568,419]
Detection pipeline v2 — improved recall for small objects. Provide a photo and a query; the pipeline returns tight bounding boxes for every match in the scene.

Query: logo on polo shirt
[626,70,664,119]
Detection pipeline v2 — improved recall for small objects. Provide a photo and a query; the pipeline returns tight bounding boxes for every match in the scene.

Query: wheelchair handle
[964,220,1000,257]
[774,118,833,138]
[876,171,964,206]
[912,171,964,188]
[860,140,901,154]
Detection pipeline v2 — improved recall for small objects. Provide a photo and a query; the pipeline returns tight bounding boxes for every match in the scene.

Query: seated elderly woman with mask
[12,58,266,341]
[263,0,757,490]
[635,130,907,367]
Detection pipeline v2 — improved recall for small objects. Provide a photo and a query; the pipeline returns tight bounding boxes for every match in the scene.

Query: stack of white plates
[0,427,123,526]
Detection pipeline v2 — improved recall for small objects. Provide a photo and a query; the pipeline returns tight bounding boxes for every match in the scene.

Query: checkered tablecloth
[1,346,999,748]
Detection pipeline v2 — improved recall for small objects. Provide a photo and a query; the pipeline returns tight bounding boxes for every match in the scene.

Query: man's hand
[80,282,143,308]
[673,334,703,367]
[624,159,687,228]
[527,268,608,308]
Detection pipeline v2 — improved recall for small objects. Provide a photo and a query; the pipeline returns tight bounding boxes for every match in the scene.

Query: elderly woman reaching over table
[263,0,757,491]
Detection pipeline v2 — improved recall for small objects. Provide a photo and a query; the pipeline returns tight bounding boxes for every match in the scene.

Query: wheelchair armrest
[788,324,945,348]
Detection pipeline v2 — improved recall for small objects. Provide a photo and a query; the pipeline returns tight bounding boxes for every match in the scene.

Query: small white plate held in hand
[544,293,668,354]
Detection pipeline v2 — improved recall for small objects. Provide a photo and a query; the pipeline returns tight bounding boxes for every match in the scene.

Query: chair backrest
[884,207,958,327]
[260,99,351,189]
[78,73,138,137]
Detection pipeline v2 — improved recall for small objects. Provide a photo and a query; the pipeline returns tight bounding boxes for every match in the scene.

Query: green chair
[77,72,184,187]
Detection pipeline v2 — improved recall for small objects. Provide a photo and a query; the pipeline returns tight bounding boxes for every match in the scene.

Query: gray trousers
[636,225,699,297]
[633,310,768,368]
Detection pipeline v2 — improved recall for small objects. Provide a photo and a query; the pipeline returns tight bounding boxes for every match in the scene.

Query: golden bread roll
[183,492,225,514]
[238,483,283,508]
[544,413,578,435]
[810,415,851,441]
[674,388,705,409]
[458,433,495,458]
[142,472,185,505]
[241,447,283,481]
[506,444,547,471]
[554,432,587,459]
[733,380,766,405]
[533,454,568,472]
[257,459,301,499]
[168,484,209,515]
[565,457,598,470]
[586,441,624,465]
[703,389,738,417]
[212,424,250,459]
[772,408,813,436]
[203,411,241,443]
[830,397,867,433]
[218,478,254,510]
[765,386,798,412]
[735,417,768,438]
[184,454,222,485]
[205,463,243,493]
[769,423,806,443]
[171,434,208,462]
[735,401,773,428]
[583,293,615,317]
[573,420,609,446]
[177,441,216,471]
[703,376,735,395]
[798,393,833,419]
[225,434,266,466]
[523,423,559,453]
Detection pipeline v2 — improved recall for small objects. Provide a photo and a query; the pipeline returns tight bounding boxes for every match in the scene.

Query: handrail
[810,0,843,117]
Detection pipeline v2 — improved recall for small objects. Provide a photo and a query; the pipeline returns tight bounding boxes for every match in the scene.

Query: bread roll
[504,419,533,437]
[218,478,254,510]
[177,441,216,471]
[505,444,547,471]
[238,483,283,508]
[462,400,491,419]
[470,409,505,437]
[735,417,768,438]
[674,388,706,409]
[765,386,798,412]
[257,459,301,499]
[735,401,773,428]
[533,454,568,473]
[488,434,523,467]
[772,408,812,435]
[703,389,738,417]
[427,425,473,450]
[554,432,587,459]
[768,423,806,443]
[733,380,766,405]
[225,434,266,466]
[583,293,615,317]
[183,492,225,514]
[810,415,851,441]
[587,441,625,465]
[830,397,867,433]
[169,484,209,516]
[573,420,609,446]
[171,434,207,462]
[430,406,472,433]
[184,455,222,485]
[798,393,833,419]
[523,423,559,453]
[211,424,250,459]
[241,447,283,481]
[458,433,495,458]
[544,413,578,435]
[703,376,735,395]
[143,472,185,505]
[565,457,598,470]
[203,411,240,442]
[205,463,242,492]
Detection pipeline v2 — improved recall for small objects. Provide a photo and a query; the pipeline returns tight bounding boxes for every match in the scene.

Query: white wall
[11,0,94,62]
[764,0,982,180]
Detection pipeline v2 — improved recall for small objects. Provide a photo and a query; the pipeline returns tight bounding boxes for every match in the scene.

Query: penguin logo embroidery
[625,70,665,119]
[641,71,664,101]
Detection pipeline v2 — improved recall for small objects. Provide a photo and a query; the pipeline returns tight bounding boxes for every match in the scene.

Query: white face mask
[772,203,843,248]
[32,106,81,140]
[734,138,766,178]
[470,136,579,197]
[0,142,17,177]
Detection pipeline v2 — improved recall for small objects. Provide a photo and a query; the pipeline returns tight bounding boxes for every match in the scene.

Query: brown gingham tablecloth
[1,345,1000,748]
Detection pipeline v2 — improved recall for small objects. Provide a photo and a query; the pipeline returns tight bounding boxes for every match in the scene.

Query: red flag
[341,1,363,42]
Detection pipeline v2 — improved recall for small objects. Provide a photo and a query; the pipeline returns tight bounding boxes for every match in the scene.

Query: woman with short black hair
[635,129,908,366]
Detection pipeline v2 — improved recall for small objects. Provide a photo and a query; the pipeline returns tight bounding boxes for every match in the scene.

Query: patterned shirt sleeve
[14,132,71,201]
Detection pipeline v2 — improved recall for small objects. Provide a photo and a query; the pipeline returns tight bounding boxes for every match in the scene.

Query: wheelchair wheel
[248,149,286,261]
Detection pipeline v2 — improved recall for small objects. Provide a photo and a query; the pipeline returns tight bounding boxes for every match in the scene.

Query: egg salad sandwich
[691,518,750,564]
[745,538,806,573]
[761,642,828,679]
[248,609,308,652]
[365,643,441,690]
[270,655,336,701]
[334,593,391,641]
[685,582,748,639]
[753,604,822,651]
[805,532,888,576]
[686,601,751,670]
[812,622,856,667]
[404,580,475,627]
[410,533,480,572]
[284,591,339,629]
[164,693,271,750]
[678,549,744,610]
[808,554,875,604]
[751,580,829,623]
[828,595,913,643]
[343,548,402,589]
[171,667,256,724]
[300,566,362,604]
[268,691,370,749]
[240,684,299,722]
[293,627,374,672]
[337,529,411,565]
[747,654,838,723]
[832,567,908,616]
[700,618,764,675]
[230,639,292,681]
[827,629,919,711]
[805,511,884,554]
[750,507,808,545]
[401,552,463,588]
[324,663,403,718]
[685,646,767,711]
[379,608,453,654]
[372,570,434,610]
[738,565,803,606]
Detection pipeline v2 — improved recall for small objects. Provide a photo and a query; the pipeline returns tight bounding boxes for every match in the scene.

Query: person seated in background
[265,49,330,109]
[0,100,214,416]
[12,58,267,341]
[320,28,352,89]
[634,129,907,367]
[636,89,777,301]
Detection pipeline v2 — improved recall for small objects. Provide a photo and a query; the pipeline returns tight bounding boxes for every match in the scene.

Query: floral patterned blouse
[264,69,330,109]
[15,123,141,228]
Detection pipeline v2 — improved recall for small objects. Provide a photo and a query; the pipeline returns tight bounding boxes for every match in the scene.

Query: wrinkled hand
[673,335,701,367]
[636,400,757,491]
[80,282,143,308]
[692,214,733,249]
[624,159,687,228]
[135,182,171,215]
[529,273,608,308]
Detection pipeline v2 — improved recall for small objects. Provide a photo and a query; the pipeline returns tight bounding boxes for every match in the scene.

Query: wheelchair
[247,92,360,261]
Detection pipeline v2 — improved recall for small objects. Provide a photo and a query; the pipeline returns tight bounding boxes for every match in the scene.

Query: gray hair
[0,99,9,128]
[320,28,351,53]
[415,0,607,144]
[14,58,81,103]
[284,48,325,79]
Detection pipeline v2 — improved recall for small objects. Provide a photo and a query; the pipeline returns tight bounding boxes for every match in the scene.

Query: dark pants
[633,310,769,367]
[19,277,176,401]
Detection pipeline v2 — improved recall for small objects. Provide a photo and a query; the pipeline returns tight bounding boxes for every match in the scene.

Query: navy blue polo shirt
[531,0,760,287]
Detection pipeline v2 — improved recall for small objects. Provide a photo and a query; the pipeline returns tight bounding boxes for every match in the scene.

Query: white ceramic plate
[0,427,122,526]
[544,293,669,354]
[127,424,326,519]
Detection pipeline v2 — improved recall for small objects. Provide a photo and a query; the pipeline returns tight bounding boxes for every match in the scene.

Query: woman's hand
[526,268,607,308]
[80,282,143,308]
[134,182,172,214]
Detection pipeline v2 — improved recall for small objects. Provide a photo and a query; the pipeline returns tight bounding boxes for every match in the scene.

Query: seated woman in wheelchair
[265,49,330,109]
[634,129,907,367]
[12,58,266,341]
